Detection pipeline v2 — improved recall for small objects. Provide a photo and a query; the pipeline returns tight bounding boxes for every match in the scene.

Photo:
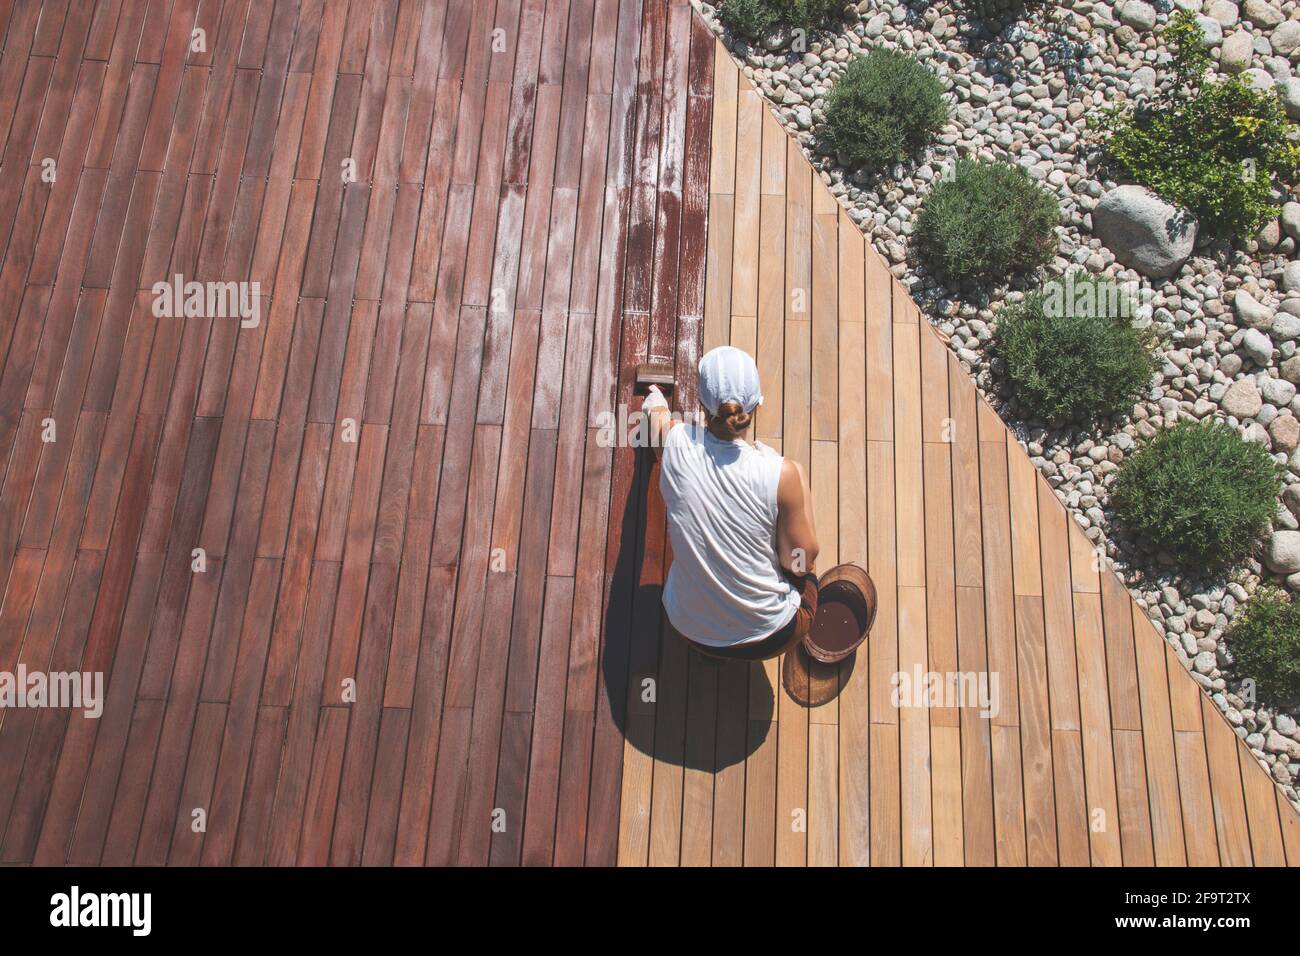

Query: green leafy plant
[1165,9,1212,93]
[951,0,1048,22]
[991,275,1158,426]
[914,158,1059,283]
[716,0,843,39]
[1111,421,1284,572]
[1103,14,1300,238]
[1225,587,1300,706]
[823,49,949,172]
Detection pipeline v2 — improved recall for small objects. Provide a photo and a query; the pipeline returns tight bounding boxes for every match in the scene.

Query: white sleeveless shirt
[658,424,800,647]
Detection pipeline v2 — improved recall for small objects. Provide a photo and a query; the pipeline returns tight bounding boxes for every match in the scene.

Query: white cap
[698,346,763,416]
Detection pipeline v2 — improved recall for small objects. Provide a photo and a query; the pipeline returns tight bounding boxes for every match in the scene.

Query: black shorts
[683,571,819,662]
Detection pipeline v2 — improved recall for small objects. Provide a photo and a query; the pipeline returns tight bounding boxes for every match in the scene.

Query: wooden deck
[0,0,1295,866]
[613,24,1300,867]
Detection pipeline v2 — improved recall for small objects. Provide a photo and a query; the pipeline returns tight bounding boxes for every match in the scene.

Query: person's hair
[706,400,752,439]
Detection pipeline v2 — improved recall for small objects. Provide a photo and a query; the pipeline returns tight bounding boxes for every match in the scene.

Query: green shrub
[1111,421,1284,572]
[1104,14,1300,238]
[1225,587,1300,706]
[914,159,1059,283]
[716,0,842,39]
[823,49,949,172]
[1164,10,1212,92]
[952,0,1047,21]
[991,275,1158,426]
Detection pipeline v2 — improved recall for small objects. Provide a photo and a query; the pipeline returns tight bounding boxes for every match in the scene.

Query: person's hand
[643,384,669,412]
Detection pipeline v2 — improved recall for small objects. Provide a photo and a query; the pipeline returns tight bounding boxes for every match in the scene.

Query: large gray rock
[1221,30,1255,72]
[1207,0,1240,27]
[1222,378,1264,418]
[1266,530,1300,573]
[759,27,791,51]
[1243,421,1270,445]
[1265,729,1300,758]
[1257,218,1282,251]
[1266,56,1295,83]
[1281,78,1300,120]
[1242,327,1276,365]
[1263,375,1297,405]
[1093,186,1198,279]
[1273,311,1300,340]
[1132,65,1158,94]
[1285,202,1300,241]
[1245,0,1284,29]
[1284,261,1300,292]
[1120,0,1158,30]
[1242,67,1275,91]
[1235,289,1275,329]
[1196,14,1225,46]
[1274,20,1300,55]
[1270,413,1300,451]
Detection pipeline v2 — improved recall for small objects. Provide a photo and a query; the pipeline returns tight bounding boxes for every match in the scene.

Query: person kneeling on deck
[643,346,876,664]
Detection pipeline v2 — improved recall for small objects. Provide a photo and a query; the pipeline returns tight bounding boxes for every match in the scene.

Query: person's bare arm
[775,458,819,575]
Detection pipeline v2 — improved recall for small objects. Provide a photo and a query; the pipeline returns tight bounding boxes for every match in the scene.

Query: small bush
[914,159,1059,284]
[1111,421,1284,572]
[1225,587,1300,707]
[1164,10,1211,92]
[991,275,1158,426]
[952,0,1048,21]
[823,49,949,172]
[717,0,842,39]
[1104,14,1300,238]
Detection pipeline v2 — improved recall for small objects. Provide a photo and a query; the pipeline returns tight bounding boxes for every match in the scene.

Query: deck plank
[1131,607,1187,866]
[1201,694,1254,866]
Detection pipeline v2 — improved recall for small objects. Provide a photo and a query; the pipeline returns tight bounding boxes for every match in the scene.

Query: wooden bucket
[802,564,876,664]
